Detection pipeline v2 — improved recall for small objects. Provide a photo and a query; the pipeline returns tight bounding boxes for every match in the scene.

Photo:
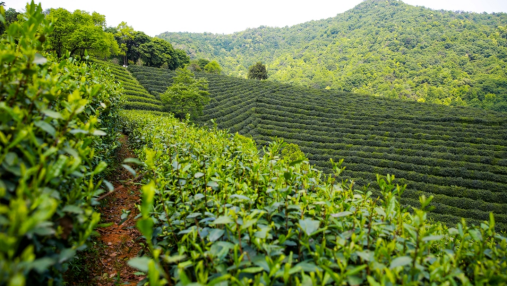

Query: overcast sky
[5,0,507,36]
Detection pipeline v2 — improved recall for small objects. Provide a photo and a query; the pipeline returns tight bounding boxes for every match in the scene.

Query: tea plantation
[94,60,164,112]
[5,4,507,285]
[127,65,507,231]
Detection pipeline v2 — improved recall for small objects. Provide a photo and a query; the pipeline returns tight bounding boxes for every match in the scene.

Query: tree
[172,49,190,69]
[115,21,134,65]
[281,143,308,163]
[47,8,119,58]
[187,61,202,72]
[204,60,222,74]
[160,68,210,119]
[127,31,151,64]
[139,38,188,69]
[139,38,173,68]
[197,58,210,69]
[248,62,268,80]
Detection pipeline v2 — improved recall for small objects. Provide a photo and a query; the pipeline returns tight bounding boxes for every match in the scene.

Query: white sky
[5,0,507,36]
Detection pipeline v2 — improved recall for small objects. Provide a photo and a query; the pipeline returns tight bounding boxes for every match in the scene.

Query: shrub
[0,4,122,285]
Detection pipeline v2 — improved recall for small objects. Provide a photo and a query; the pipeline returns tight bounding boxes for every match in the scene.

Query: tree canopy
[197,58,210,69]
[248,62,268,80]
[160,68,210,118]
[204,60,222,74]
[47,8,119,58]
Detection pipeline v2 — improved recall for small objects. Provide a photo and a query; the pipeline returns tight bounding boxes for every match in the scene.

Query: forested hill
[158,0,507,112]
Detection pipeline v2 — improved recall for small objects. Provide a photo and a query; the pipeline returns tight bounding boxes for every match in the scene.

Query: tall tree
[160,68,210,119]
[128,31,151,64]
[138,38,174,68]
[204,60,222,74]
[171,49,190,70]
[47,8,119,58]
[115,21,134,65]
[248,62,268,80]
[197,59,210,69]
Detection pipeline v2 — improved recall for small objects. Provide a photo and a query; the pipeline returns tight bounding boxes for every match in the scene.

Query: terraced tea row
[128,65,507,231]
[94,61,164,112]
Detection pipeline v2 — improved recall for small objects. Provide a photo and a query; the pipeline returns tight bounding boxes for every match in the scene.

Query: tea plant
[122,111,507,285]
[0,3,122,285]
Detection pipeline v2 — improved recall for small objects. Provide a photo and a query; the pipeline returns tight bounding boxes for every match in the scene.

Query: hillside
[127,65,507,231]
[158,0,507,112]
[94,60,164,112]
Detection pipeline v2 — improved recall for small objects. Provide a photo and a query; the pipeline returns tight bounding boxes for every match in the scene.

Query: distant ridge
[158,0,507,112]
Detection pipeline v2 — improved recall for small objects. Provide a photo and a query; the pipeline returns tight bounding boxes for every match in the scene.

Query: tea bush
[121,110,507,285]
[93,60,164,112]
[0,3,122,285]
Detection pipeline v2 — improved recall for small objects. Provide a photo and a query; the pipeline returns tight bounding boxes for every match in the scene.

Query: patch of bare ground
[67,135,145,285]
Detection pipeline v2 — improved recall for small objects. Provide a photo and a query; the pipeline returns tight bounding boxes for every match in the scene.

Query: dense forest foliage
[158,0,507,112]
[126,66,507,231]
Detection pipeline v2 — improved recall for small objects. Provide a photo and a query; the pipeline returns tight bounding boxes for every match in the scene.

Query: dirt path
[88,135,145,285]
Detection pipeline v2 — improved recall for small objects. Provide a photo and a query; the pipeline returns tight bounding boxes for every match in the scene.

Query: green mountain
[126,65,507,231]
[158,0,507,112]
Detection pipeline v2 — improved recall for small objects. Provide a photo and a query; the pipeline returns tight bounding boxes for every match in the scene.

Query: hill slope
[94,60,164,112]
[158,0,507,112]
[128,65,507,230]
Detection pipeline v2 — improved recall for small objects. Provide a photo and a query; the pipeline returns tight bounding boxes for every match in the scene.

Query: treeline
[0,2,189,70]
[121,110,507,285]
[158,0,507,112]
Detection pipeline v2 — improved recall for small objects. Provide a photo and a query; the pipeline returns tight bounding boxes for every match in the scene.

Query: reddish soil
[67,135,145,285]
[95,135,145,285]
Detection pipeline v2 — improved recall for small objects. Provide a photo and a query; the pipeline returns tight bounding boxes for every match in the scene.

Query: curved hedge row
[128,65,507,231]
[94,61,163,111]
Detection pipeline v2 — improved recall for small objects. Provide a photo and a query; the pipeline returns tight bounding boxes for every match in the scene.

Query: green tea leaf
[299,218,320,236]
[187,213,201,219]
[230,194,250,201]
[122,164,137,176]
[128,257,151,272]
[163,254,187,263]
[241,267,264,273]
[41,109,63,119]
[213,216,232,225]
[422,235,444,242]
[296,262,322,272]
[137,218,154,240]
[194,193,205,200]
[389,256,412,269]
[331,211,352,218]
[62,205,83,214]
[34,121,56,137]
[208,229,225,242]
[33,53,47,65]
[207,181,219,188]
